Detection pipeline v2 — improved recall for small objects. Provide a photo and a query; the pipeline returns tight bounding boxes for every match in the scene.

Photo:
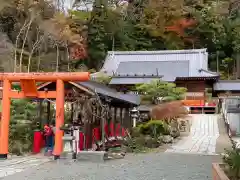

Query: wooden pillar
[123,108,129,128]
[121,108,125,126]
[101,107,105,150]
[119,108,123,128]
[0,79,11,158]
[38,100,43,125]
[53,79,65,159]
[47,101,51,123]
[125,107,130,128]
[113,107,117,135]
[70,103,74,123]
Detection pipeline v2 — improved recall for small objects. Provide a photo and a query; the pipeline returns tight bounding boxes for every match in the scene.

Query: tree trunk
[19,19,33,72]
[236,53,240,79]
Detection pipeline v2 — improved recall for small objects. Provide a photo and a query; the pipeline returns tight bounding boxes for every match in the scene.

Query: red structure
[33,131,43,154]
[77,123,126,152]
[0,72,90,159]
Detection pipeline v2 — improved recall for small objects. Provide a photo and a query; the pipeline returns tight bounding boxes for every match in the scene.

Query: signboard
[182,100,205,106]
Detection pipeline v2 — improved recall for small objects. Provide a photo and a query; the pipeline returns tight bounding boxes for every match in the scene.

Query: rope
[43,98,80,105]
[42,98,55,104]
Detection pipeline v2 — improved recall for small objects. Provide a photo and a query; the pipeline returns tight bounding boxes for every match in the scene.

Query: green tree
[85,1,109,69]
[85,0,138,69]
[9,99,38,155]
[221,57,235,79]
[188,0,240,74]
[93,72,112,85]
[136,80,187,104]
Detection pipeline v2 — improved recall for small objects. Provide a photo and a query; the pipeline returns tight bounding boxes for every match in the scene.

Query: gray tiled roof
[214,80,240,91]
[110,77,162,85]
[77,81,141,105]
[109,60,219,84]
[100,49,219,82]
[37,81,140,106]
[101,49,209,76]
[115,61,189,81]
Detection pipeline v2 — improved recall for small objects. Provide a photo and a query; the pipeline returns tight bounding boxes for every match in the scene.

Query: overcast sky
[53,0,93,12]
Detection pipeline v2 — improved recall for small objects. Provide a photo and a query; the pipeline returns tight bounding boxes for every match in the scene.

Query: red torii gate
[0,72,90,159]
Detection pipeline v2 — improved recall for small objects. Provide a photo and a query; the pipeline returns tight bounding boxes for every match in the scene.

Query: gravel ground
[1,152,220,180]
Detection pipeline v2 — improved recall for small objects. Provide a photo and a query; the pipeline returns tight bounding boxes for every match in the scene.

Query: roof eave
[107,49,207,55]
[214,89,240,92]
[37,81,140,106]
[176,76,219,80]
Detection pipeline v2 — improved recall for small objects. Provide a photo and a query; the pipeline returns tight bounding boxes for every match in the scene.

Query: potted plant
[213,142,240,180]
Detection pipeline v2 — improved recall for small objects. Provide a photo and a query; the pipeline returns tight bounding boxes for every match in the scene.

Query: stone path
[2,153,219,180]
[166,114,220,155]
[0,155,50,178]
[0,114,227,180]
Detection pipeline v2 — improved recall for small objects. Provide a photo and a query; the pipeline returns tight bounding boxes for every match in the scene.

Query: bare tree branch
[19,18,34,72]
[27,32,44,72]
[14,20,28,72]
[56,44,59,72]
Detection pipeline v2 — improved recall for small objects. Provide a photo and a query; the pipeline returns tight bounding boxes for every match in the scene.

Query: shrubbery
[223,142,240,180]
[138,120,170,137]
[9,99,37,155]
[123,120,170,153]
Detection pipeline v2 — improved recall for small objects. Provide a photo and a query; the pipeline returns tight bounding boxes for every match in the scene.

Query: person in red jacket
[43,124,54,155]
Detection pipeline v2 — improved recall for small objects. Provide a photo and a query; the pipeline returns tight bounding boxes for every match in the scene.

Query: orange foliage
[150,101,188,120]
[70,44,87,60]
[165,18,196,42]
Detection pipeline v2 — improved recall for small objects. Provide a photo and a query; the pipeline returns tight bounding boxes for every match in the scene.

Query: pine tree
[86,0,108,69]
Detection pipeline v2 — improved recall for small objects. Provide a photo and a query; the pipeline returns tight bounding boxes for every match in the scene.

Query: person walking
[43,124,54,156]
[50,122,56,150]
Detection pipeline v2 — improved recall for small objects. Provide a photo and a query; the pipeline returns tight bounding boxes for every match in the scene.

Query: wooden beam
[37,82,53,90]
[68,82,94,95]
[9,91,57,98]
[37,82,94,95]
[20,79,38,97]
[0,72,90,82]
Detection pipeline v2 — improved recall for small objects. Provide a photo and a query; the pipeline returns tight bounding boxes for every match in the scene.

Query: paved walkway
[0,114,228,180]
[166,114,220,155]
[0,155,50,178]
[2,153,219,180]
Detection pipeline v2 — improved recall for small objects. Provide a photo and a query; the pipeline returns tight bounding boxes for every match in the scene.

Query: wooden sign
[182,100,205,106]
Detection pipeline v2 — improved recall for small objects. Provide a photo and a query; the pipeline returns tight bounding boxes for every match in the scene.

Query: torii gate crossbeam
[0,72,90,159]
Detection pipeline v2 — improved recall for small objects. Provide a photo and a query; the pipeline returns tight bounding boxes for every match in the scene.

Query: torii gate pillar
[0,72,90,159]
[54,79,65,159]
[0,79,11,159]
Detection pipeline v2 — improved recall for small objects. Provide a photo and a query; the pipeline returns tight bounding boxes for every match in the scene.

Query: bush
[131,127,141,137]
[123,135,161,152]
[123,136,146,153]
[138,120,169,138]
[9,99,37,155]
[144,135,161,148]
[223,142,240,180]
[9,123,34,155]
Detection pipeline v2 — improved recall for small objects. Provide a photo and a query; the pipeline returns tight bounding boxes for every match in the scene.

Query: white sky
[52,0,128,13]
[52,0,94,12]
